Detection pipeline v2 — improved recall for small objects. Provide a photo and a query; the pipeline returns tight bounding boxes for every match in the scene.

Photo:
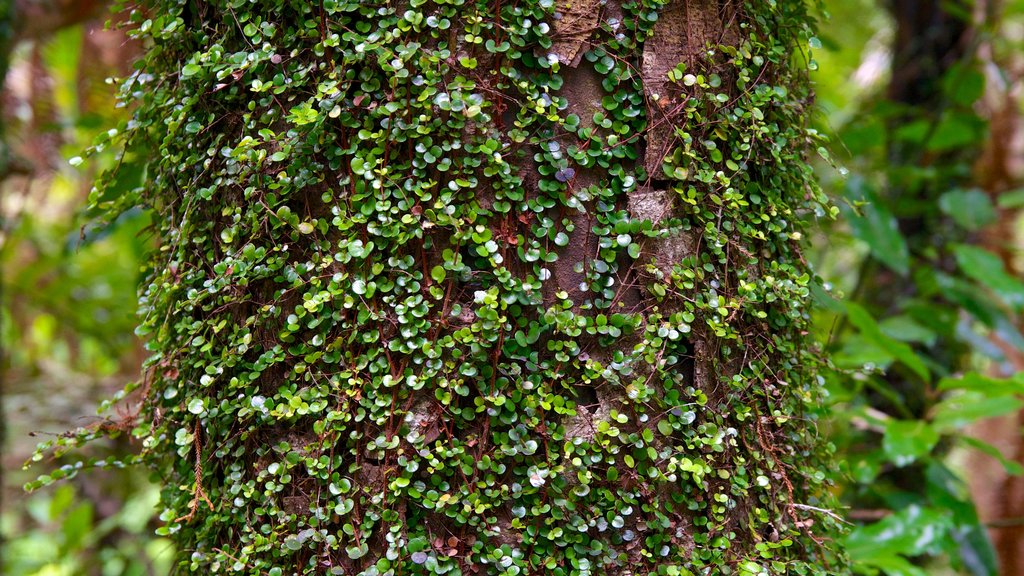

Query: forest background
[5,1,1024,575]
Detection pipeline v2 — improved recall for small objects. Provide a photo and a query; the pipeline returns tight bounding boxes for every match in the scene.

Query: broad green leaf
[928,111,985,152]
[997,188,1024,208]
[849,450,885,484]
[883,420,938,467]
[845,505,948,563]
[937,372,1024,395]
[846,303,930,382]
[843,177,909,275]
[944,67,986,107]
[853,555,927,576]
[840,115,884,156]
[61,502,94,553]
[938,189,996,231]
[953,244,1024,309]
[925,463,999,576]
[932,392,1022,432]
[878,315,937,345]
[835,336,896,371]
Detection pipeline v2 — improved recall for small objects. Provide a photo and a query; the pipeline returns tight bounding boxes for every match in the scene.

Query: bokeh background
[1,5,171,574]
[5,1,1024,574]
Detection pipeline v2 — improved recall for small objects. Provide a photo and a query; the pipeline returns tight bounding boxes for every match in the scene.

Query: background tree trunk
[969,2,1024,571]
[10,0,108,43]
[89,1,845,573]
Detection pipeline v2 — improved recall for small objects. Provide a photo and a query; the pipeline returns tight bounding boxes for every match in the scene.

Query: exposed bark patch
[563,389,611,443]
[628,188,695,279]
[543,63,608,308]
[283,494,309,515]
[691,332,717,397]
[551,0,606,67]
[404,396,443,445]
[641,0,740,174]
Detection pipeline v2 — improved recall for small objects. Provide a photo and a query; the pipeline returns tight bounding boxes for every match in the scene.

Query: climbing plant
[30,0,847,574]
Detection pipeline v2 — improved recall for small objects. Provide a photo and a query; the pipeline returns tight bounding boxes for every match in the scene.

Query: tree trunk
[93,1,844,573]
[10,0,108,43]
[969,2,1024,570]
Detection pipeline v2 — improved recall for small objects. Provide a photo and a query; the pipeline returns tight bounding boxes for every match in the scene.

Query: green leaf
[961,436,1024,476]
[944,67,986,107]
[932,392,1023,432]
[657,419,673,435]
[852,555,927,576]
[187,398,206,415]
[843,177,909,275]
[62,502,94,552]
[846,303,930,382]
[845,505,949,564]
[431,265,446,283]
[954,244,1024,308]
[939,189,996,231]
[350,156,366,174]
[883,420,939,467]
[997,188,1024,208]
[924,463,999,576]
[347,543,369,559]
[937,372,1024,395]
[928,112,985,151]
[878,315,936,345]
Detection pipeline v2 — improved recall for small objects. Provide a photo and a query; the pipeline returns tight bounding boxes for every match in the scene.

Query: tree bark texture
[969,2,1024,571]
[93,1,843,574]
[10,0,108,43]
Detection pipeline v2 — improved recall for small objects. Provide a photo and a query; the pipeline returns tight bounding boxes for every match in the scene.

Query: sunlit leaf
[883,420,938,466]
[932,392,1022,431]
[845,505,949,564]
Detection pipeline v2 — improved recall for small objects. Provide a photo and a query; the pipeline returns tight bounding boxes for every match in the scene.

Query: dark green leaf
[846,303,930,382]
[843,177,909,275]
[938,189,996,231]
[953,244,1024,309]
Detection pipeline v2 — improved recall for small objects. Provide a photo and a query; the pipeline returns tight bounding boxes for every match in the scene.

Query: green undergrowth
[30,0,846,574]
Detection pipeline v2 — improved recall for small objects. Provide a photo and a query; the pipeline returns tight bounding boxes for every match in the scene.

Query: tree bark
[968,2,1024,570]
[10,0,108,43]
[91,1,844,573]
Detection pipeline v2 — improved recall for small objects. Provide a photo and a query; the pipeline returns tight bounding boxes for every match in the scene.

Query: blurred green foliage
[3,481,173,576]
[1,19,168,576]
[812,2,1024,575]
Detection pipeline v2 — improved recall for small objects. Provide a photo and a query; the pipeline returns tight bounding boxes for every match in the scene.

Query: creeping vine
[32,0,846,574]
